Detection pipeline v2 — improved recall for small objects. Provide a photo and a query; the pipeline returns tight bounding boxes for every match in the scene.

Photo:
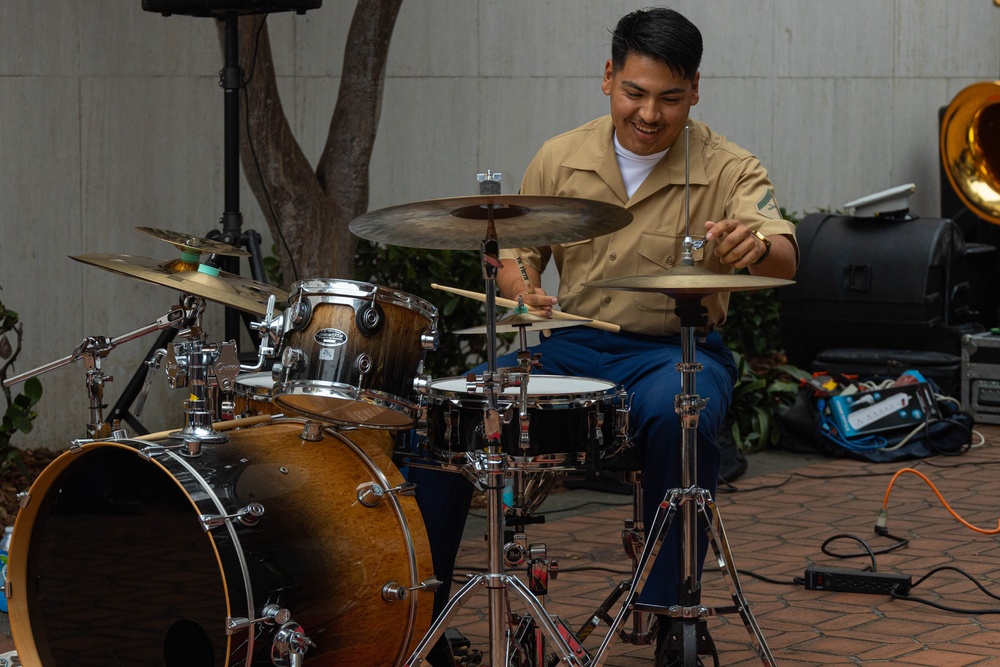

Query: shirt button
[603,296,612,304]
[666,255,675,265]
[609,252,617,261]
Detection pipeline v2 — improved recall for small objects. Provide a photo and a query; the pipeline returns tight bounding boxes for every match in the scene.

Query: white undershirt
[613,132,669,199]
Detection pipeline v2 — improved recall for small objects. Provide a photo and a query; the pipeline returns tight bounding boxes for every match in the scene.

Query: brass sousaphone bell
[940,80,1000,225]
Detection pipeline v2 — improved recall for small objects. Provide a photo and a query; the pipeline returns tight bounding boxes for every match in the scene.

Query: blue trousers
[408,327,737,616]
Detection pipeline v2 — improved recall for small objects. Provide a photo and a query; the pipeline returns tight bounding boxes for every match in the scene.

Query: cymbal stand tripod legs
[406,175,586,667]
[589,297,777,667]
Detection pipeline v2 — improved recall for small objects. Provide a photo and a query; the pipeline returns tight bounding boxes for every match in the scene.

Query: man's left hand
[704,219,765,269]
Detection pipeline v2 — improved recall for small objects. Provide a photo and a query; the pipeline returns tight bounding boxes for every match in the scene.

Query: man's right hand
[498,259,557,317]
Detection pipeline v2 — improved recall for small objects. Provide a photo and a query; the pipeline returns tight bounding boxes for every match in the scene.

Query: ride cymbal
[137,227,251,257]
[585,265,794,296]
[349,195,633,250]
[72,253,287,315]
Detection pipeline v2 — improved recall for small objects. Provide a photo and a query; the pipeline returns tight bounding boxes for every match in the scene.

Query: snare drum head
[429,375,618,398]
[234,371,274,394]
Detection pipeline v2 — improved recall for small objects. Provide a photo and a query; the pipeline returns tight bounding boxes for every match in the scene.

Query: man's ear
[601,59,614,96]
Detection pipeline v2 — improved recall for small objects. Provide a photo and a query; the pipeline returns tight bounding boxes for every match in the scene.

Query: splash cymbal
[585,265,794,296]
[349,195,633,249]
[454,310,591,335]
[137,227,251,257]
[72,253,287,315]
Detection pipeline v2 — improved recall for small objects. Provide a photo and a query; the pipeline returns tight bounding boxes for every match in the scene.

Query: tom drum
[273,280,438,430]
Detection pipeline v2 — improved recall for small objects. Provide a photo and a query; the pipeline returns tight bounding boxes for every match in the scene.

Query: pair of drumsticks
[429,283,620,333]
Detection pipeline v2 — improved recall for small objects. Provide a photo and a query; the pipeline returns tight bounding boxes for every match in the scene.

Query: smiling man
[411,8,798,666]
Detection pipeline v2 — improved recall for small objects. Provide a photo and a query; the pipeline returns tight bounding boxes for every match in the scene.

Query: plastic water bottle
[0,525,12,614]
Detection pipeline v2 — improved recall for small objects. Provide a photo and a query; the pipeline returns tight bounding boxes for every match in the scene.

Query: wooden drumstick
[515,256,536,295]
[430,283,621,333]
[138,413,274,441]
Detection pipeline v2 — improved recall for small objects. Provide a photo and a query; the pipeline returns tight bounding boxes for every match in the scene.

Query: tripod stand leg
[701,499,777,666]
[405,572,589,667]
[589,490,683,667]
[405,575,483,667]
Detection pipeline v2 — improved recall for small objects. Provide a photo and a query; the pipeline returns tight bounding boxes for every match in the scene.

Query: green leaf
[24,376,43,404]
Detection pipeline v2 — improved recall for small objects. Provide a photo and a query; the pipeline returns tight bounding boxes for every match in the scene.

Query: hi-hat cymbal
[454,310,591,335]
[349,195,633,250]
[72,253,287,315]
[585,265,794,296]
[137,227,251,257]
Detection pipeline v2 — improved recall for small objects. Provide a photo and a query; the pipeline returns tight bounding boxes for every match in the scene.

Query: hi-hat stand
[580,125,782,667]
[582,286,777,667]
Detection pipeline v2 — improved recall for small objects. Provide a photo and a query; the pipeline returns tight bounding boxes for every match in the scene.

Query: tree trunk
[222,0,403,288]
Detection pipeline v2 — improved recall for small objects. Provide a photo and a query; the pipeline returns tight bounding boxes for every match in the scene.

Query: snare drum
[274,279,438,429]
[229,371,280,417]
[422,375,629,471]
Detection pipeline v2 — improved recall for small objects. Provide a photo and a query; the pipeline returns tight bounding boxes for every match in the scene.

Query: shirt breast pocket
[559,239,594,293]
[635,231,705,312]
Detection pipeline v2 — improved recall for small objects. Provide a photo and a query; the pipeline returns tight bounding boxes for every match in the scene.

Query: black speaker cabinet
[779,213,975,368]
[142,0,320,16]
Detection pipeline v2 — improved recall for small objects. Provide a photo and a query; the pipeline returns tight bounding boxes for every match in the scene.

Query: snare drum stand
[405,174,587,667]
[588,291,776,667]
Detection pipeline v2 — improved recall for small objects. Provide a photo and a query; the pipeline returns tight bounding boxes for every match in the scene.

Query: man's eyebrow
[621,80,686,96]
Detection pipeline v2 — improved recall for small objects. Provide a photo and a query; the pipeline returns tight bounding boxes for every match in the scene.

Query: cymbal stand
[0,303,199,438]
[405,173,587,667]
[587,285,776,667]
[108,11,271,430]
[207,12,273,343]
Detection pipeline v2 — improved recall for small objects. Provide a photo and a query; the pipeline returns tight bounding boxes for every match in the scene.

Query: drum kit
[0,167,793,667]
[5,0,791,645]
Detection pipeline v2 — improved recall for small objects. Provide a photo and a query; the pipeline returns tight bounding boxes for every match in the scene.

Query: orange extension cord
[881,467,1000,535]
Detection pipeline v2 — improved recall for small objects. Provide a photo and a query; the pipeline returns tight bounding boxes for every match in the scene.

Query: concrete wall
[2,0,998,448]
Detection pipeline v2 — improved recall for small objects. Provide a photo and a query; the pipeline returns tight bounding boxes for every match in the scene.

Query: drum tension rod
[356,480,416,508]
[199,502,266,531]
[382,577,444,602]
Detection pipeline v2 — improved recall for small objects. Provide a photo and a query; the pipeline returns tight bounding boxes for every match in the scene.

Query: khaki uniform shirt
[501,116,798,337]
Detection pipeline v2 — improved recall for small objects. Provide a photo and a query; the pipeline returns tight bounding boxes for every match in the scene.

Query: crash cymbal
[349,195,633,250]
[454,310,591,335]
[585,265,794,296]
[72,253,287,315]
[137,227,251,257]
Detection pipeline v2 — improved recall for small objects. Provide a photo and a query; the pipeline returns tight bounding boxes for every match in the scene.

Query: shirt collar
[561,116,710,205]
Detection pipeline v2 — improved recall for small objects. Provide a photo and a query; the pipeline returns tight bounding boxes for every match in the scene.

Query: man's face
[601,53,700,156]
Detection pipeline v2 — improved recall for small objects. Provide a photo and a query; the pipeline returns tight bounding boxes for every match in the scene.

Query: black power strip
[804,567,912,595]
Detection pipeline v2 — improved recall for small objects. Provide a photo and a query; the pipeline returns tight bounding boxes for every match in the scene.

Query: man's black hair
[610,7,703,81]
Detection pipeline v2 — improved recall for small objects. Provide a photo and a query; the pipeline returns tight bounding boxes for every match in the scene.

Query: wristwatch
[750,229,771,265]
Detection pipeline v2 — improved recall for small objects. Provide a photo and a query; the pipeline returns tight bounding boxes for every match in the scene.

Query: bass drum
[7,420,433,667]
